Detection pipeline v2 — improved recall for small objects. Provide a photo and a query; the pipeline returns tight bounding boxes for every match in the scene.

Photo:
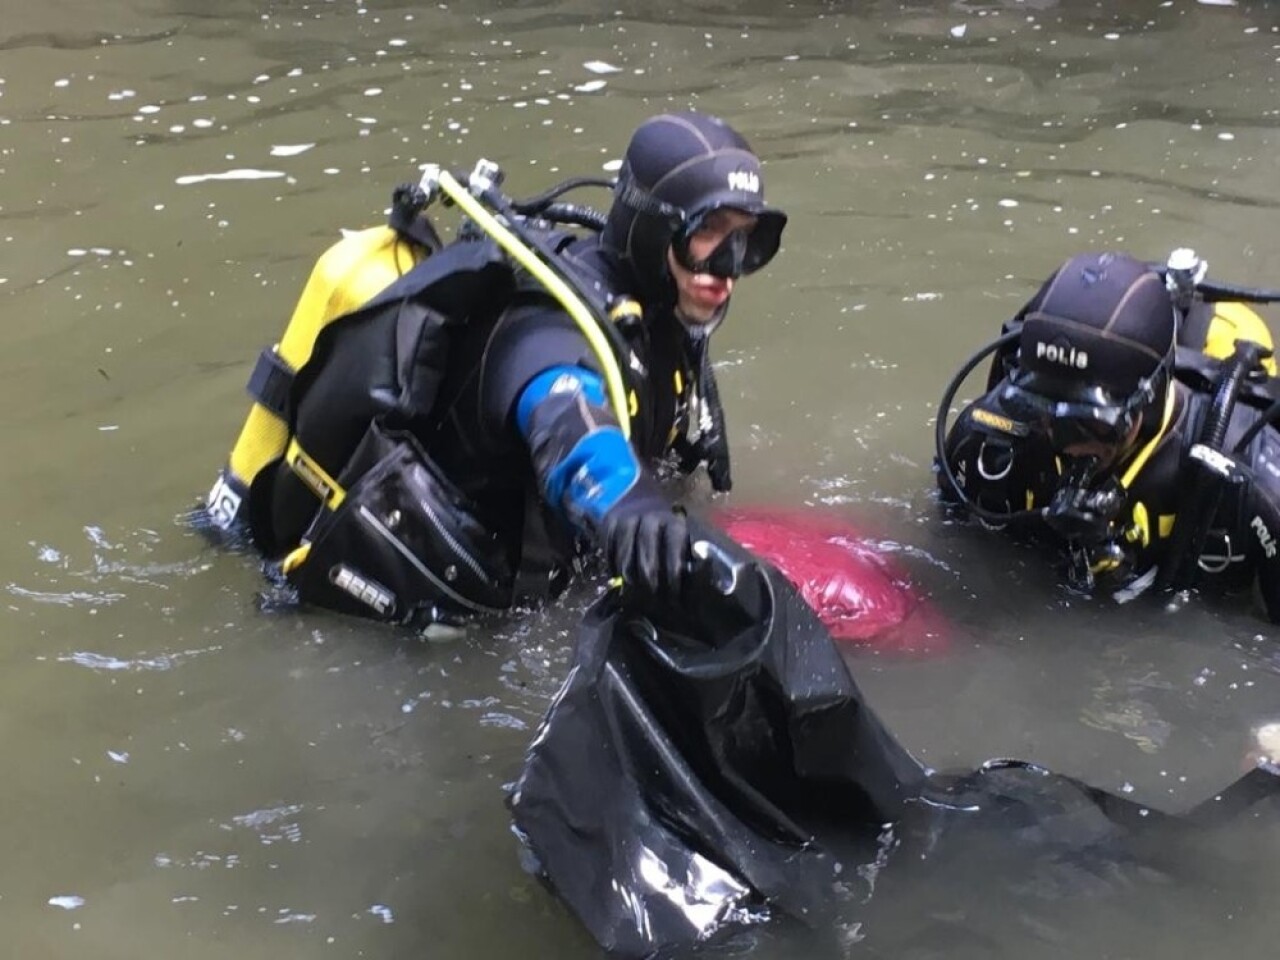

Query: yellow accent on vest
[674,369,684,395]
[972,408,1019,435]
[1202,301,1277,376]
[285,437,347,510]
[608,298,643,322]
[225,227,428,490]
[1126,501,1151,548]
[1120,388,1176,490]
[628,390,639,418]
[1158,514,1176,538]
[1091,555,1122,574]
[1025,490,1035,511]
[281,542,312,575]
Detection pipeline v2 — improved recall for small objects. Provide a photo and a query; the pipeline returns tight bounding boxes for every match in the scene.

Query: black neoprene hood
[1016,251,1175,407]
[601,111,787,306]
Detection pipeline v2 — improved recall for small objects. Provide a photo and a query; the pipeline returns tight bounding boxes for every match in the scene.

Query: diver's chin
[675,299,729,336]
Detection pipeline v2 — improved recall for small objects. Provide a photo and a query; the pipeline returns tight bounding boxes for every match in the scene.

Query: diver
[201,111,787,625]
[936,250,1280,621]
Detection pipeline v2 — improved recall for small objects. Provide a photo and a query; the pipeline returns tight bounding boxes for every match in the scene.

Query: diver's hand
[602,507,691,606]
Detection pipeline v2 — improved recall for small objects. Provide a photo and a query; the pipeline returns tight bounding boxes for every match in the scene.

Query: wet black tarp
[509,521,1280,958]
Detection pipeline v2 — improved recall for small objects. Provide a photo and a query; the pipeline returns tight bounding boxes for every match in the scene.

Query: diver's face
[667,208,758,326]
[1059,412,1144,473]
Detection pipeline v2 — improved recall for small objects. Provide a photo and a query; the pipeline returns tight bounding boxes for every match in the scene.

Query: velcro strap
[285,438,346,510]
[246,347,295,418]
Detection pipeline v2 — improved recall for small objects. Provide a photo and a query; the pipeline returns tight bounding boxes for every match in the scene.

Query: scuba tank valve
[1165,247,1207,316]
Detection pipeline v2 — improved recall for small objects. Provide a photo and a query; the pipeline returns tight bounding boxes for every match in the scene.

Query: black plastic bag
[509,522,927,956]
[510,520,1280,958]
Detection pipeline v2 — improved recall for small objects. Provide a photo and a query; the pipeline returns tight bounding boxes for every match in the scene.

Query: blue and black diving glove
[518,364,693,606]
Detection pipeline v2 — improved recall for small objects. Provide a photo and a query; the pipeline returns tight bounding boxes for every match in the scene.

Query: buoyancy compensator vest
[202,163,646,625]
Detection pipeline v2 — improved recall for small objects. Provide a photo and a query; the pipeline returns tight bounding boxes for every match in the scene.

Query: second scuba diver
[202,112,786,625]
[937,250,1280,621]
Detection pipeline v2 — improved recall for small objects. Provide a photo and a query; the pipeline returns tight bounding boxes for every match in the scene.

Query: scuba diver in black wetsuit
[936,250,1280,621]
[201,112,787,625]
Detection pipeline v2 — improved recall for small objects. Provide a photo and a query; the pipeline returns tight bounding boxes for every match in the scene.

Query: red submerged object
[717,507,948,655]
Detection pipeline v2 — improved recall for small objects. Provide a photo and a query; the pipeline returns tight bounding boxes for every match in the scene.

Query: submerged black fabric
[510,520,1280,957]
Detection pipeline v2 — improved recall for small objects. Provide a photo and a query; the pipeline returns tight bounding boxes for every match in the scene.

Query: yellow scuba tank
[203,225,430,533]
[1201,300,1277,376]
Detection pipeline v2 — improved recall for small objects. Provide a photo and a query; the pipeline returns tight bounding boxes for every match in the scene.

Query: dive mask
[997,371,1155,458]
[669,207,786,279]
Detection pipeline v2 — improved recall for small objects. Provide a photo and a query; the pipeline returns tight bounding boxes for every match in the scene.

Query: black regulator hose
[1158,339,1270,592]
[1191,279,1280,305]
[538,201,608,232]
[934,329,1042,526]
[1147,262,1280,306]
[472,182,637,377]
[1232,397,1280,456]
[511,176,615,216]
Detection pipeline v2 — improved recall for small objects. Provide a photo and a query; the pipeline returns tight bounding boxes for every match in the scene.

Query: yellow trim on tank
[1202,301,1277,376]
[225,227,429,490]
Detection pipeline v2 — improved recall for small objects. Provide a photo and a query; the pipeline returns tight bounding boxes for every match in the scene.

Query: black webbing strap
[246,347,294,418]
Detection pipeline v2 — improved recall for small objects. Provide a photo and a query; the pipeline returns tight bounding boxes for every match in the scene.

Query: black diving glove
[601,507,692,607]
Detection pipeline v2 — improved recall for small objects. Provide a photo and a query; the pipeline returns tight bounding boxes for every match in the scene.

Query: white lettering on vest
[330,565,395,616]
[1251,515,1277,559]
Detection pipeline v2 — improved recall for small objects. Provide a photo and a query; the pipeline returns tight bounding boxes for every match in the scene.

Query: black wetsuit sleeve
[1244,429,1280,622]
[478,298,602,435]
[478,297,667,536]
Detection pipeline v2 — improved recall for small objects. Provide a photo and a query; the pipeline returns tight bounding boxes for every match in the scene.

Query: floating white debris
[49,896,85,910]
[175,169,286,185]
[108,89,136,101]
[573,80,607,93]
[54,78,70,88]
[949,24,967,38]
[1217,132,1235,141]
[270,143,315,157]
[363,87,383,97]
[368,904,394,924]
[602,158,623,172]
[1104,32,1120,40]
[107,750,129,763]
[138,105,161,115]
[253,74,270,84]
[98,425,119,433]
[193,119,213,128]
[583,60,621,74]
[1196,0,1237,6]
[389,38,407,47]
[998,198,1018,208]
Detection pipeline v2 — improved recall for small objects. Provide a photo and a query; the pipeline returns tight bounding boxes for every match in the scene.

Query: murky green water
[3,1,1279,956]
